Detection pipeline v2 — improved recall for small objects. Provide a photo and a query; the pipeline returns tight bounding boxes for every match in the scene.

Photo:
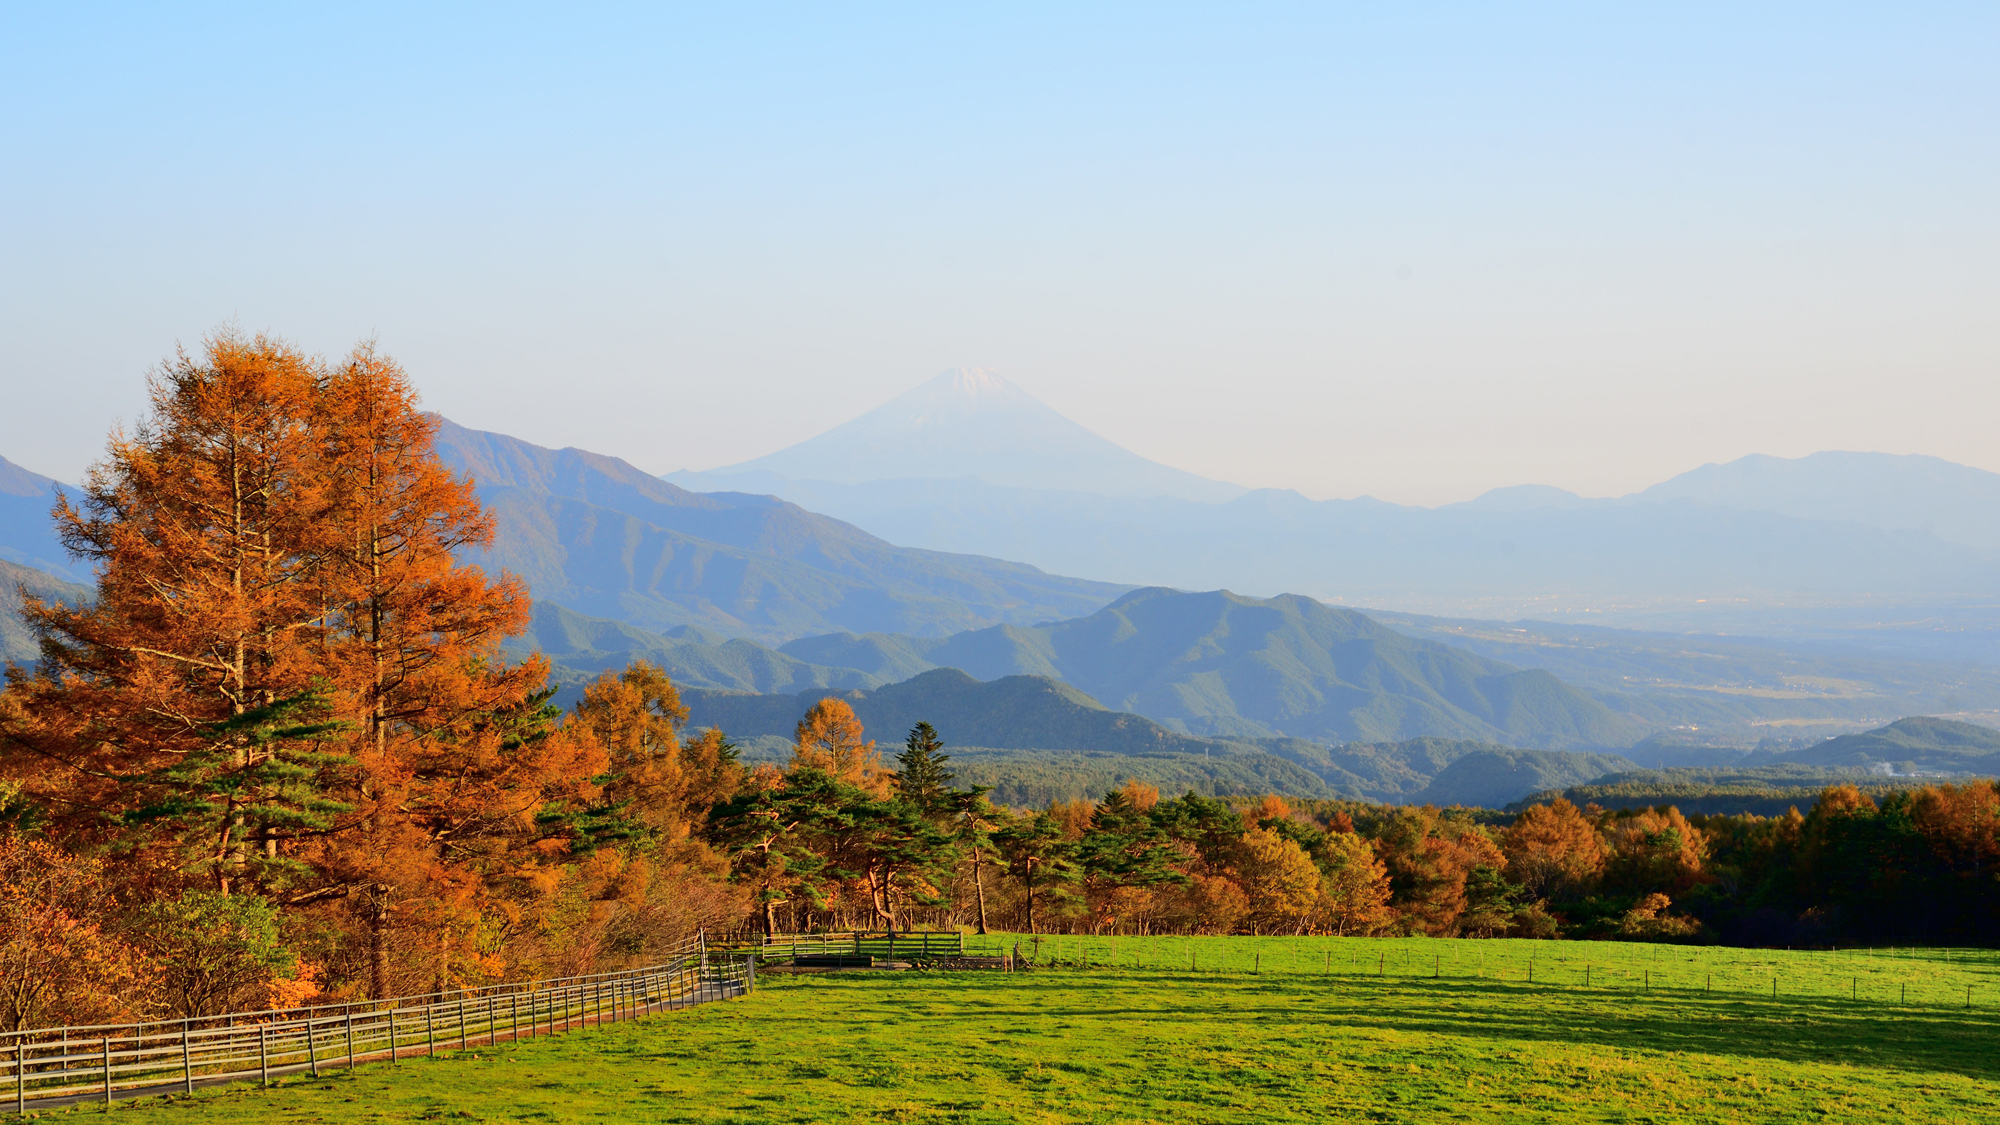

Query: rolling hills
[685,666,1633,808]
[775,587,1642,749]
[1785,716,2000,774]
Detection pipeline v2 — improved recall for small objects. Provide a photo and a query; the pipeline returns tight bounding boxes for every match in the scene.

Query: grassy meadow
[61,935,2000,1124]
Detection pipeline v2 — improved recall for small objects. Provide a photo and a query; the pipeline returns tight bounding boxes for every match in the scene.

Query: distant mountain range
[666,371,2000,627]
[429,417,1127,643]
[1633,451,2000,554]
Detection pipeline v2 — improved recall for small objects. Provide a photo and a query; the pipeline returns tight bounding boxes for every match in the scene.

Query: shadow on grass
[778,970,2000,1082]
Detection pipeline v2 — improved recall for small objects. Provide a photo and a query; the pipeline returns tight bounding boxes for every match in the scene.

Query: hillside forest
[3,337,1998,1035]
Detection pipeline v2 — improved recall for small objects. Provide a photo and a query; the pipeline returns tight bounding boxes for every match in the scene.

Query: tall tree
[995,813,1079,935]
[1501,798,1606,902]
[893,721,954,814]
[792,698,887,795]
[3,334,345,893]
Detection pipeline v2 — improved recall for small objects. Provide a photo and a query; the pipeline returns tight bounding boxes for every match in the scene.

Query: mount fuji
[668,367,1245,503]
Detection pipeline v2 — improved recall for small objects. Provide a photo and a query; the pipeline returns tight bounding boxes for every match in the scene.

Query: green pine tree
[894,721,955,814]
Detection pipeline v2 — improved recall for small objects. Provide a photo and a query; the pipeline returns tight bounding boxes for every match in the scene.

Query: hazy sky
[4,4,1996,506]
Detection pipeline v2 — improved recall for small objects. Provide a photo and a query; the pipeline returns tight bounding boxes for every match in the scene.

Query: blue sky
[3,4,1996,503]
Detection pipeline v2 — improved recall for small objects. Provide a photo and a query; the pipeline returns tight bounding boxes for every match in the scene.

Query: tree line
[3,335,1996,1035]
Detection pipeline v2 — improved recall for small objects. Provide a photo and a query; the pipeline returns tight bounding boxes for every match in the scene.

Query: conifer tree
[893,721,954,814]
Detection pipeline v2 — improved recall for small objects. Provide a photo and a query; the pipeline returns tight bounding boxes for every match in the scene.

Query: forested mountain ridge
[683,667,1633,808]
[428,418,1129,642]
[776,587,1643,749]
[686,667,1237,757]
[1787,716,2000,772]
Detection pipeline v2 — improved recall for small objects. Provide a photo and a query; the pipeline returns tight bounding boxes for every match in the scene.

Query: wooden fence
[1,936,754,1112]
[713,930,966,963]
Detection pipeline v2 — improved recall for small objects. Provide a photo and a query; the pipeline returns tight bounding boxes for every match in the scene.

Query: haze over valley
[8,367,1995,791]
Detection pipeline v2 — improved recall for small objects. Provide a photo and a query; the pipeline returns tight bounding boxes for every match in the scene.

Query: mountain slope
[1416,748,1636,808]
[1636,451,2000,554]
[0,558,92,664]
[0,454,87,583]
[429,418,1128,642]
[686,667,1252,757]
[778,588,1641,749]
[672,367,1244,502]
[505,601,888,696]
[1788,717,2000,773]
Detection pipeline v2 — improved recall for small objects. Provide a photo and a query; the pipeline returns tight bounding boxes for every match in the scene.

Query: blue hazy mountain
[1633,451,2000,554]
[0,454,87,583]
[429,418,1128,644]
[670,367,1246,502]
[663,376,2000,622]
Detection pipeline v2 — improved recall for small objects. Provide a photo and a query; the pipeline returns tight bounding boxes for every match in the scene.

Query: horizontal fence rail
[712,931,966,963]
[2,936,754,1113]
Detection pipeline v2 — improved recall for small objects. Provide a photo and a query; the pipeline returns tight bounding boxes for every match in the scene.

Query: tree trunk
[1025,864,1038,935]
[972,847,989,935]
[367,886,390,1000]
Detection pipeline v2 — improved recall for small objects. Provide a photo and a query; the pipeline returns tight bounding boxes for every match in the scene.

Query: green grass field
[66,936,2000,1124]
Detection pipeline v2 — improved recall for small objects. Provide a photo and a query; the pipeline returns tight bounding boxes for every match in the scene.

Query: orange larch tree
[3,334,346,895]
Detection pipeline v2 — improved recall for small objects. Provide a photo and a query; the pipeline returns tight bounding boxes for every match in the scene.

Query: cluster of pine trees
[3,336,1996,1036]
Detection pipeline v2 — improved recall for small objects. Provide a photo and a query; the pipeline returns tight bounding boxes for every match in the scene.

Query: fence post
[389,1009,398,1065]
[16,1038,25,1115]
[426,1005,435,1056]
[181,1021,192,1094]
[307,1018,319,1078]
[458,999,467,1050]
[101,1034,113,1104]
[258,1026,269,1088]
[487,996,496,1046]
[346,1013,355,1070]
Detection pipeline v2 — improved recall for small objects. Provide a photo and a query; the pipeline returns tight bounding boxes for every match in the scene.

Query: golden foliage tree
[1602,807,1709,895]
[2,333,621,1000]
[790,698,887,795]
[1501,798,1607,901]
[1311,830,1394,936]
[1237,827,1321,933]
[5,337,341,893]
[0,836,149,1030]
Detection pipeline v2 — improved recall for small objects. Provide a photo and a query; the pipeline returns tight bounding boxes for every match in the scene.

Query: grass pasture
[59,936,2000,1124]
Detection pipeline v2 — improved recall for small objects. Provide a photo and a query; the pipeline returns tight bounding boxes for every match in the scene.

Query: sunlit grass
[82,936,2000,1124]
[962,932,2000,1010]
